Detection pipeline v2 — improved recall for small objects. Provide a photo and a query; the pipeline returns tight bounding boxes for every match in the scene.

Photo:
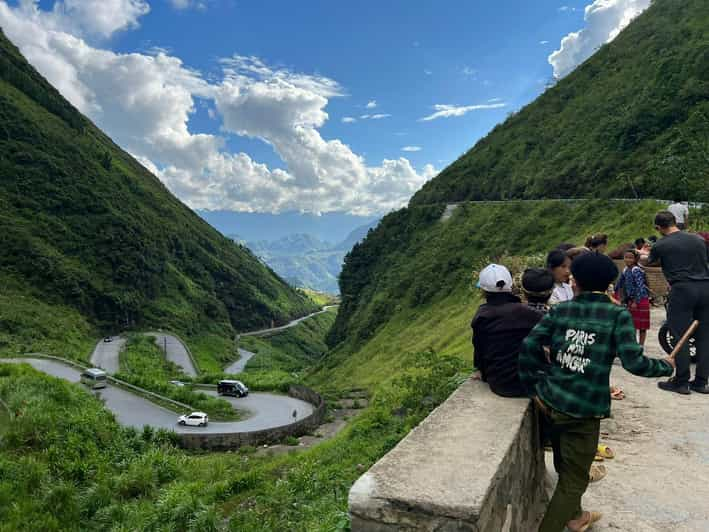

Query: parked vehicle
[169,380,185,387]
[81,368,107,389]
[178,412,208,427]
[217,379,249,397]
[103,336,112,343]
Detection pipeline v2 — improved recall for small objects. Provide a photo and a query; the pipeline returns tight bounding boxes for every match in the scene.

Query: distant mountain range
[231,220,380,294]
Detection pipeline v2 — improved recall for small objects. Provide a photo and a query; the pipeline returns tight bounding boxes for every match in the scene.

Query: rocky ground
[546,309,709,531]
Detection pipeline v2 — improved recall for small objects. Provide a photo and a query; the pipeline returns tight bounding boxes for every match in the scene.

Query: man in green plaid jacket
[519,252,674,532]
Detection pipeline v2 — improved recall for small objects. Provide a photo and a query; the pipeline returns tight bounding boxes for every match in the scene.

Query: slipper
[589,464,606,483]
[568,510,603,531]
[596,444,615,459]
[593,454,605,462]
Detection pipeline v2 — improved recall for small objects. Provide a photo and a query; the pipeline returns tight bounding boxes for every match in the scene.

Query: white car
[178,412,208,427]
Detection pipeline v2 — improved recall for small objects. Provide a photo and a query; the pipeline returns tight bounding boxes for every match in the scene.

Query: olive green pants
[538,403,600,532]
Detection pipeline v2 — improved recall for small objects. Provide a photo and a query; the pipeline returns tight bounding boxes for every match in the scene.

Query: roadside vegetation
[114,335,241,421]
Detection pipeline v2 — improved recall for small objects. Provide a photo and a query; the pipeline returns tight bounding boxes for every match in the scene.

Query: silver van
[81,368,107,389]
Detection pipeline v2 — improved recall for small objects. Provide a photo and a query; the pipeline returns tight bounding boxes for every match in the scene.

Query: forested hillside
[412,0,709,205]
[0,29,315,357]
[326,0,709,377]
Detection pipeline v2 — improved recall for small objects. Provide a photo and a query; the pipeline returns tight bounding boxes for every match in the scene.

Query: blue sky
[3,0,648,216]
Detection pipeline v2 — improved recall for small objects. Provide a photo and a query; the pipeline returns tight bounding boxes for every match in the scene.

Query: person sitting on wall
[471,264,544,398]
[522,267,555,316]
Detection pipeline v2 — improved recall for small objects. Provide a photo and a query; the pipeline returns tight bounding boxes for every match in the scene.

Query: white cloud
[540,40,549,45]
[370,113,391,120]
[0,1,435,216]
[170,0,208,10]
[401,146,422,152]
[558,5,577,12]
[549,0,650,78]
[461,66,476,77]
[365,100,377,109]
[12,0,151,39]
[341,116,356,123]
[360,114,370,119]
[419,102,506,121]
[487,97,503,103]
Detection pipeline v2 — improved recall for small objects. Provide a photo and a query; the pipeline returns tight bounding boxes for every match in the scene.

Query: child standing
[519,253,674,532]
[614,249,651,345]
[547,250,574,306]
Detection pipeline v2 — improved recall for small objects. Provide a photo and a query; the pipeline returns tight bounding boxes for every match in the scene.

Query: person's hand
[664,356,676,370]
[543,346,551,363]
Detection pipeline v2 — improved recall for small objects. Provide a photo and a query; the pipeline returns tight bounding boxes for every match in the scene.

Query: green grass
[238,309,337,374]
[115,335,242,421]
[0,349,464,531]
[186,333,236,374]
[0,275,95,361]
[299,288,340,307]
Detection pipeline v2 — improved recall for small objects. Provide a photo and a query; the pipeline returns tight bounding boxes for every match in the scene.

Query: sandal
[589,464,606,483]
[568,510,603,531]
[596,444,615,459]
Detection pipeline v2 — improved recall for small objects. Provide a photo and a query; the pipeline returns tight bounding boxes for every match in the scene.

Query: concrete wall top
[349,378,541,529]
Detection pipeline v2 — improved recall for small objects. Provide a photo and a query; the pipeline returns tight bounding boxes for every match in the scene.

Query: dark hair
[655,211,677,229]
[634,237,646,249]
[571,253,618,292]
[648,235,658,243]
[522,268,554,303]
[546,249,569,269]
[555,242,576,252]
[587,234,608,249]
[624,249,639,262]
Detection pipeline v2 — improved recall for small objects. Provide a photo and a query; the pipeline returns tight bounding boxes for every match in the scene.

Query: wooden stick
[669,320,700,360]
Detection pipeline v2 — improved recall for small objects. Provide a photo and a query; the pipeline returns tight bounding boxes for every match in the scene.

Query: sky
[0,0,651,217]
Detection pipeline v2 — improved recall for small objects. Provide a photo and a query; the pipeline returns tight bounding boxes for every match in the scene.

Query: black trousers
[667,280,709,385]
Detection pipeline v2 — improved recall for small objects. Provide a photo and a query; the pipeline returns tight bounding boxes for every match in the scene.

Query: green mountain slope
[412,0,709,205]
[324,0,709,387]
[0,29,315,358]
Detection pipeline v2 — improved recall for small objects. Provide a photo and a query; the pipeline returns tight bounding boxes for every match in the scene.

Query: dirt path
[546,309,709,531]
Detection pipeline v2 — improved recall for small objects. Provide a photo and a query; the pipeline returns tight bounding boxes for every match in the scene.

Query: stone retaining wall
[178,384,326,451]
[349,378,547,531]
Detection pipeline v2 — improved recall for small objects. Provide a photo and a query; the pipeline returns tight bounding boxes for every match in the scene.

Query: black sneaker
[658,379,691,395]
[689,381,709,394]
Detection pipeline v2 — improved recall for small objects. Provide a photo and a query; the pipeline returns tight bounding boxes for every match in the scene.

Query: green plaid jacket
[519,292,672,418]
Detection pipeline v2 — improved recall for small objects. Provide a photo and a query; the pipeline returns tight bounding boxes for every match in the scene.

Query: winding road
[2,357,312,431]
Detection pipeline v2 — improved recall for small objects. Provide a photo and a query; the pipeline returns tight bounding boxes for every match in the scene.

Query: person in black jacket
[471,264,545,397]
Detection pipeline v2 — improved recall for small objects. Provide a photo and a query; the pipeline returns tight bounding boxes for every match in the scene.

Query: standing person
[667,200,689,230]
[646,211,709,394]
[614,249,651,345]
[548,250,574,306]
[471,264,544,398]
[585,234,609,254]
[519,253,675,532]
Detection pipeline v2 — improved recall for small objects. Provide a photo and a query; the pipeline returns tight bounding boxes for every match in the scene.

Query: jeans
[537,401,600,532]
[667,281,709,385]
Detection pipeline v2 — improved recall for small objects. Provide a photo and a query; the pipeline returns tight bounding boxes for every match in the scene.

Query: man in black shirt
[472,264,544,397]
[646,211,709,394]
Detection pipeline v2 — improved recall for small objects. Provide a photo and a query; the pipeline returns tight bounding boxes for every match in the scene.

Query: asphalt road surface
[240,306,337,337]
[2,358,313,432]
[224,348,256,374]
[146,332,197,377]
[89,336,126,374]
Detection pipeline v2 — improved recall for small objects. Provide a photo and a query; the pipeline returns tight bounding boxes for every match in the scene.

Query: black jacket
[471,293,544,397]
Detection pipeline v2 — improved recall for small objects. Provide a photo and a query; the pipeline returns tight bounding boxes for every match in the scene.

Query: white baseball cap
[477,264,513,292]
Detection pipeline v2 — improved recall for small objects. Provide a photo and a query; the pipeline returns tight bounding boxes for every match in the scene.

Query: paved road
[240,306,337,337]
[146,333,197,377]
[224,348,256,374]
[89,336,126,374]
[2,358,313,432]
